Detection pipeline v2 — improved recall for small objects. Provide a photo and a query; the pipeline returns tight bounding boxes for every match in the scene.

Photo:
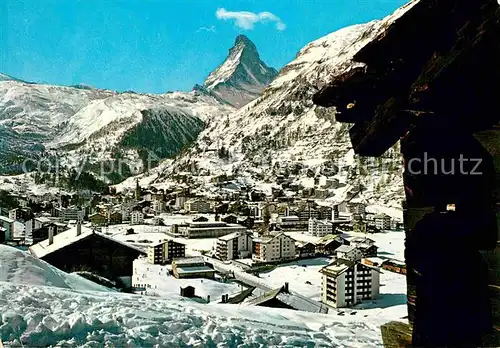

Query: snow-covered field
[105,223,216,256]
[132,257,244,301]
[0,243,406,347]
[259,230,407,319]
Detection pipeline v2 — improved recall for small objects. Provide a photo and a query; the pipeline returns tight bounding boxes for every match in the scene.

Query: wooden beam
[381,321,412,348]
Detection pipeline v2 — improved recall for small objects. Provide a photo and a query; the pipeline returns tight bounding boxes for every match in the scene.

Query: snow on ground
[0,281,389,347]
[257,230,407,320]
[284,231,323,244]
[346,230,405,262]
[0,245,401,347]
[0,245,110,292]
[259,258,330,301]
[106,224,216,256]
[132,257,244,302]
[366,205,404,222]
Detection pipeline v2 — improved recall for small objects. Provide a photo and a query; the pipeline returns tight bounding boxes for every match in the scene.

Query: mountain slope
[150,2,419,208]
[0,80,233,181]
[203,35,278,108]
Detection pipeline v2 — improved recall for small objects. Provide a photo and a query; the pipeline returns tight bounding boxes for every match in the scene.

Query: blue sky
[1,0,409,93]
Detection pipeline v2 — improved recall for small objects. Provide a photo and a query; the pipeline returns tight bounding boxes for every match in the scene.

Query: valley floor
[0,227,407,347]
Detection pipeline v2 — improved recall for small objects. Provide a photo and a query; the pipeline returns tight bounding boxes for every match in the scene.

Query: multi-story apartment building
[131,211,144,225]
[215,231,253,261]
[0,216,15,241]
[147,240,186,264]
[152,200,166,215]
[252,233,296,263]
[320,258,380,308]
[373,213,392,230]
[185,221,246,238]
[60,207,84,222]
[9,208,31,222]
[184,199,212,213]
[308,218,334,237]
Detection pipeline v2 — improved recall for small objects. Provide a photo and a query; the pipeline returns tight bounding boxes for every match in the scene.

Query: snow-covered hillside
[203,35,278,108]
[149,3,419,208]
[0,244,406,347]
[0,80,233,179]
[0,245,110,292]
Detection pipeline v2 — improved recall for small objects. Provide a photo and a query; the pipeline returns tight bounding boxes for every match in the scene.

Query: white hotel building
[215,231,253,261]
[252,232,296,263]
[308,218,334,237]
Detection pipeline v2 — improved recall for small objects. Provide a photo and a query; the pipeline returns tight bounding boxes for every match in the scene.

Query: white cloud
[196,25,216,33]
[216,8,286,31]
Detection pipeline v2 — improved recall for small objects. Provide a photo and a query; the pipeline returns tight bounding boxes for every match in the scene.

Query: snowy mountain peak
[203,35,278,108]
[234,34,256,48]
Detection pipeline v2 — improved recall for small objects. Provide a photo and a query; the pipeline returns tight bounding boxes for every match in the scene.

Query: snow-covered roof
[173,257,205,266]
[218,231,250,242]
[362,257,385,266]
[351,237,375,245]
[0,216,15,223]
[335,245,357,253]
[320,259,355,277]
[29,225,145,259]
[176,266,214,275]
[35,216,52,224]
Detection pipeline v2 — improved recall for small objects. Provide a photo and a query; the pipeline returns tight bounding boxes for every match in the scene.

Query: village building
[215,231,253,261]
[9,207,32,222]
[335,245,363,262]
[276,215,305,230]
[130,211,144,225]
[308,218,334,237]
[350,237,378,258]
[29,224,146,286]
[152,200,166,215]
[245,285,295,310]
[89,213,107,227]
[373,213,392,230]
[252,233,296,263]
[147,239,186,264]
[60,207,85,223]
[185,221,246,238]
[171,257,215,279]
[315,237,346,255]
[184,199,212,213]
[108,211,122,225]
[296,241,316,258]
[352,215,367,233]
[0,215,15,241]
[221,214,238,224]
[320,258,380,308]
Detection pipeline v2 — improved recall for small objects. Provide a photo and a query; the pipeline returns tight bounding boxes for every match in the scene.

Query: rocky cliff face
[203,35,278,108]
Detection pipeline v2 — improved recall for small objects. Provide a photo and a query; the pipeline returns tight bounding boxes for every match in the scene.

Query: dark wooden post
[400,120,497,346]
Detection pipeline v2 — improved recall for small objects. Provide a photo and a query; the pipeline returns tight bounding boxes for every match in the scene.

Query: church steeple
[135,179,141,201]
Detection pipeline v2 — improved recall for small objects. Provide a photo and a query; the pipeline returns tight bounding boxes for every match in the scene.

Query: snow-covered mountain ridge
[148,2,418,207]
[203,35,279,108]
[0,80,234,181]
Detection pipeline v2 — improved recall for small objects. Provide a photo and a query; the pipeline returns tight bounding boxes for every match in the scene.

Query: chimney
[76,222,82,236]
[221,294,226,303]
[284,282,289,293]
[206,295,210,304]
[48,226,54,245]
